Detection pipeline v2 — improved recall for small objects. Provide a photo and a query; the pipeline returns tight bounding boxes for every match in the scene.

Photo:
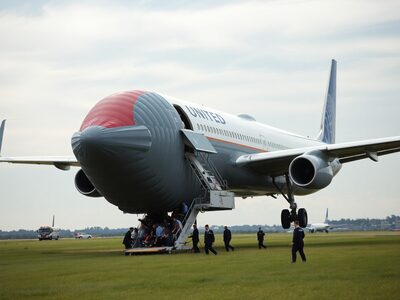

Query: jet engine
[74,169,102,197]
[289,151,341,191]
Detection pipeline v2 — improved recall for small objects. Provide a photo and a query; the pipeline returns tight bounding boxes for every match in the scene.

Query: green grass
[0,232,399,300]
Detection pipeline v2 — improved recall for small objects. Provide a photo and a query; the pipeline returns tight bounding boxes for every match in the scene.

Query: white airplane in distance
[308,208,331,233]
[1,60,400,242]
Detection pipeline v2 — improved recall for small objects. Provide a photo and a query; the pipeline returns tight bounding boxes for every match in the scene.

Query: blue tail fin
[317,59,336,144]
[324,208,329,223]
[0,120,6,155]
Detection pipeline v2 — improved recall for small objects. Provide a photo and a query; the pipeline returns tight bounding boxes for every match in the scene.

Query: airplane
[307,208,331,233]
[1,59,400,234]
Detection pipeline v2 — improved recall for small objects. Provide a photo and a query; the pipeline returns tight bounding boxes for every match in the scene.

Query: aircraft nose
[71,125,152,164]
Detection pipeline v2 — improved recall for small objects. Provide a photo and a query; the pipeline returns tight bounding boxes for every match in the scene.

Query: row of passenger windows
[196,123,263,145]
[195,123,289,150]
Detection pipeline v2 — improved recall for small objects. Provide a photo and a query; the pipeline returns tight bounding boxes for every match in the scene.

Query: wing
[236,136,400,176]
[0,120,79,170]
[0,156,79,170]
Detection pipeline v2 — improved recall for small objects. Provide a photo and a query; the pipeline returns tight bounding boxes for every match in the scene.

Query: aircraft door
[173,104,193,130]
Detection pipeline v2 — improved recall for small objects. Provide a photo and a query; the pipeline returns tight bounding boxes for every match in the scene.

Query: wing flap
[326,136,400,157]
[236,136,400,176]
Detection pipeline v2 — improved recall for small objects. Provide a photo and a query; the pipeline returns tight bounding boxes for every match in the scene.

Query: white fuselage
[163,96,332,197]
[168,96,324,155]
[309,223,330,233]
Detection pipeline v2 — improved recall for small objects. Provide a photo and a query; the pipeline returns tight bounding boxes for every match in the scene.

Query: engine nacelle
[289,151,341,191]
[74,169,102,197]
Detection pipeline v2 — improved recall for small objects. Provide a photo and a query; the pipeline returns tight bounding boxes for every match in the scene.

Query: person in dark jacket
[123,227,134,255]
[257,227,266,249]
[292,220,306,263]
[204,224,217,255]
[189,224,200,253]
[223,226,234,251]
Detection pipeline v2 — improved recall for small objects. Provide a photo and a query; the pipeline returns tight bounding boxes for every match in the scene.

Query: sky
[0,0,399,230]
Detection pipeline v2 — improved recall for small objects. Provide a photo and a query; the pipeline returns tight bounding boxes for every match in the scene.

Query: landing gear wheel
[281,209,291,229]
[298,208,308,228]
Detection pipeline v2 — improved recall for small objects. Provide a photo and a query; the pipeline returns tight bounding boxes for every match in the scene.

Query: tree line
[0,215,399,239]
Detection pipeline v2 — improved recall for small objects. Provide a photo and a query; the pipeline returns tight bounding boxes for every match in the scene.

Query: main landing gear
[273,174,308,229]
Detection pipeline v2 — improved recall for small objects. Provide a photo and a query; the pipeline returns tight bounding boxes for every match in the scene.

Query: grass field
[0,231,399,300]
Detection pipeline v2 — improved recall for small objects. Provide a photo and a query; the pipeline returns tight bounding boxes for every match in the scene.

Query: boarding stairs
[185,152,226,191]
[174,152,235,249]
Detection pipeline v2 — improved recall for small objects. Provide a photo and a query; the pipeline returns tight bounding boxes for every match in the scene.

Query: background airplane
[1,60,399,245]
[308,208,331,233]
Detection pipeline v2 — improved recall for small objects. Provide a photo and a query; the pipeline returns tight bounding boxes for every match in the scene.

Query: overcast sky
[0,0,399,230]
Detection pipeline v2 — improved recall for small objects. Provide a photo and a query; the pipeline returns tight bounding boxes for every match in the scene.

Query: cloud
[0,0,399,229]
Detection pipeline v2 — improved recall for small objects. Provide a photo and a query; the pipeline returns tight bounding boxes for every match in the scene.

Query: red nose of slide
[80,90,145,131]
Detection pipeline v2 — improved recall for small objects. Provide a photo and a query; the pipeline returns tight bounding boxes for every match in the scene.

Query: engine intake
[74,169,102,197]
[289,151,340,190]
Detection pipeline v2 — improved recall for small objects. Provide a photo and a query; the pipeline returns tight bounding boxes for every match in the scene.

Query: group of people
[191,225,265,254]
[256,221,306,262]
[122,213,184,250]
[189,224,234,255]
[188,221,306,262]
[123,218,306,262]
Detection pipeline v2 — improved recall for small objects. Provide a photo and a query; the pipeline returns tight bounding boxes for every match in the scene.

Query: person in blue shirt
[155,224,164,246]
[292,220,306,263]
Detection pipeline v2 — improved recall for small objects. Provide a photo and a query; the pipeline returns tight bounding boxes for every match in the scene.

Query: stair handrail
[181,198,196,229]
[198,152,228,190]
[185,152,212,190]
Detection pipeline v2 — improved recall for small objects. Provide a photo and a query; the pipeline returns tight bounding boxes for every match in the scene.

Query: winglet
[0,119,6,156]
[317,59,336,144]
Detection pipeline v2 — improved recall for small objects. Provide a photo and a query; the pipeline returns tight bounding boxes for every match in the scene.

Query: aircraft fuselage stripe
[206,136,267,153]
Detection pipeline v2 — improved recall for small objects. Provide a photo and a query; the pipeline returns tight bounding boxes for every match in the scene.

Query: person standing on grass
[189,224,200,253]
[223,226,234,251]
[257,227,266,249]
[204,224,217,255]
[123,227,134,254]
[292,220,306,263]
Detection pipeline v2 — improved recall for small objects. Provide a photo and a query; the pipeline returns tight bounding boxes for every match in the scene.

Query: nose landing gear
[273,174,308,229]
